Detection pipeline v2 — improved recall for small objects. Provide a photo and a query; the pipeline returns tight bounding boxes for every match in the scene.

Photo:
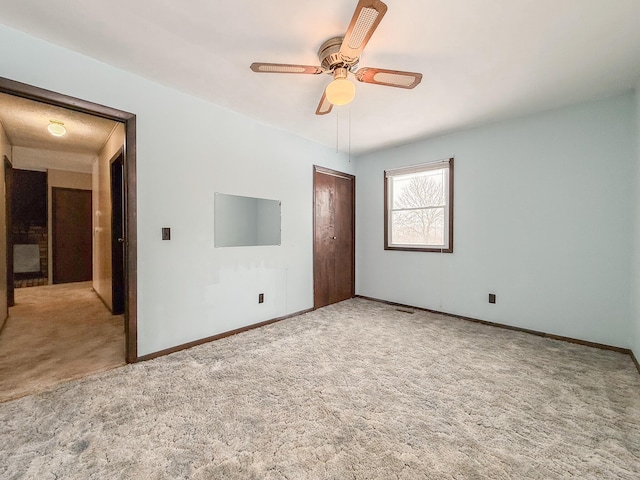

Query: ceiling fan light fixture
[325,68,356,106]
[249,1,421,115]
[47,120,66,137]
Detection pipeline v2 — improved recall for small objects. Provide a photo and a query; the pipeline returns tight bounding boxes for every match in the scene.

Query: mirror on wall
[214,193,281,247]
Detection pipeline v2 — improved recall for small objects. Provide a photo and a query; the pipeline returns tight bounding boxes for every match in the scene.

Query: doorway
[0,76,138,363]
[313,165,355,309]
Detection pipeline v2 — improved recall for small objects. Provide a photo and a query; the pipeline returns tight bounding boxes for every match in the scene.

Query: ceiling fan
[250,0,422,115]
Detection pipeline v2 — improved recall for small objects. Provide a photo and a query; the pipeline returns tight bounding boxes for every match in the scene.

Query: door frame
[0,76,138,363]
[312,165,356,309]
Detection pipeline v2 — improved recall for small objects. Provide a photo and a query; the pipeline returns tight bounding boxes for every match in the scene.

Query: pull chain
[348,105,351,162]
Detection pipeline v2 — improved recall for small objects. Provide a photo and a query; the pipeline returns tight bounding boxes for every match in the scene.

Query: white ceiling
[0,92,118,156]
[1,0,640,155]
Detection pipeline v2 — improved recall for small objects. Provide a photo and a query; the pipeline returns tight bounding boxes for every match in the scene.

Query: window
[384,158,453,252]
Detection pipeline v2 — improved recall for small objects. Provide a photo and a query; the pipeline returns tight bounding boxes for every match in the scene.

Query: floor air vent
[396,308,415,314]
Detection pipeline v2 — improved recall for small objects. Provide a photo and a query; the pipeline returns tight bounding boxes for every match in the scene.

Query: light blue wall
[0,25,353,356]
[356,93,636,348]
[633,82,640,360]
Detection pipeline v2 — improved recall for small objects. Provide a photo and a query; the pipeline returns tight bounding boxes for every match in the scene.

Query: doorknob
[331,236,337,239]
[117,238,126,243]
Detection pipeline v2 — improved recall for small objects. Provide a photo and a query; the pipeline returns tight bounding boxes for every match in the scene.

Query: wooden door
[4,156,13,308]
[313,166,355,308]
[111,153,125,315]
[52,188,92,284]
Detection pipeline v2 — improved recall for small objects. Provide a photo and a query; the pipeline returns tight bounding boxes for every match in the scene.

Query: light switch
[162,227,171,240]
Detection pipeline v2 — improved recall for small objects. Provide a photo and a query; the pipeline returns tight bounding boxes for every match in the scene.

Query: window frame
[384,158,454,253]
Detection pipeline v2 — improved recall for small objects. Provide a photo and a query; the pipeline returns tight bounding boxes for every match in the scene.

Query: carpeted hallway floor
[0,298,639,478]
[0,282,125,403]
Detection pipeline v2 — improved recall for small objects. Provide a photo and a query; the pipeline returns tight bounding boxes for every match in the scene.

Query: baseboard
[356,295,635,359]
[135,307,314,362]
[631,350,640,375]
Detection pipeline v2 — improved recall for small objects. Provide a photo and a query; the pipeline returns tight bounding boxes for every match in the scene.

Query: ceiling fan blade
[339,0,388,63]
[315,92,333,115]
[355,67,423,89]
[250,63,323,74]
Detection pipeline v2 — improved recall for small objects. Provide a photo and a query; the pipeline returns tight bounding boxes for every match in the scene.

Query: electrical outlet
[489,293,496,304]
[258,293,264,304]
[162,227,171,240]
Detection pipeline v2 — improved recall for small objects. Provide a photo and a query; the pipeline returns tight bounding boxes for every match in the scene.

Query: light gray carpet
[1,298,639,479]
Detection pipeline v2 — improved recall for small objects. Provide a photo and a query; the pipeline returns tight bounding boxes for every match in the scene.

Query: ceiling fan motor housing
[318,37,359,73]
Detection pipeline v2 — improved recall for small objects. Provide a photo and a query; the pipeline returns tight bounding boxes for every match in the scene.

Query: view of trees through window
[390,169,446,246]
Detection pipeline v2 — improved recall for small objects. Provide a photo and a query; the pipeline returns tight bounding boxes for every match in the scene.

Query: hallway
[0,282,125,402]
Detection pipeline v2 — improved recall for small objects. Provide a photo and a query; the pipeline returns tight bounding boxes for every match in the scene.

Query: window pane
[391,208,445,245]
[392,169,445,209]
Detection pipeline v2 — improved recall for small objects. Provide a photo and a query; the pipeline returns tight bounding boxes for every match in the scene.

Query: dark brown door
[4,156,13,308]
[111,152,125,315]
[52,188,92,284]
[313,166,355,308]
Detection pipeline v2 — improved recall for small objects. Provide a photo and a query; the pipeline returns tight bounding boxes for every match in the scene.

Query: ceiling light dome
[325,68,356,106]
[48,120,66,137]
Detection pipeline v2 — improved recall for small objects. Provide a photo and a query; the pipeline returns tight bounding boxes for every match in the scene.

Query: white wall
[0,24,353,356]
[0,122,11,324]
[92,124,125,311]
[356,93,636,348]
[12,146,93,174]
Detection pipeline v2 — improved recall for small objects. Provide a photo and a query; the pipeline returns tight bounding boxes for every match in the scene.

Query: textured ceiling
[0,92,118,156]
[1,0,640,155]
